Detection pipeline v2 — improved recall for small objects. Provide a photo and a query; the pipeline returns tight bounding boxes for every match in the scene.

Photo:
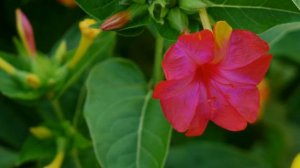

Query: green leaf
[0,97,29,148]
[260,22,300,64]
[0,147,18,168]
[84,58,172,168]
[166,142,271,168]
[206,0,300,33]
[17,136,56,165]
[292,0,300,10]
[75,0,126,20]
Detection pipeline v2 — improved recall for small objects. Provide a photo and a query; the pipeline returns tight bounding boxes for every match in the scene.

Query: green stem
[71,149,82,168]
[51,99,65,121]
[152,35,164,86]
[199,8,212,31]
[73,86,87,129]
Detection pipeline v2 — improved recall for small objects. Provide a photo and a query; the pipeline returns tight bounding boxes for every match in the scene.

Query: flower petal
[185,83,210,136]
[185,110,209,136]
[216,83,260,123]
[217,54,272,85]
[212,21,232,63]
[214,21,232,49]
[158,81,199,132]
[220,30,269,69]
[163,30,214,80]
[209,82,247,131]
[153,76,193,99]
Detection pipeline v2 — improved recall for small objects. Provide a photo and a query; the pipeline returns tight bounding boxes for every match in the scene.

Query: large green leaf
[260,22,300,64]
[84,58,172,168]
[206,0,300,33]
[0,147,19,168]
[166,142,271,168]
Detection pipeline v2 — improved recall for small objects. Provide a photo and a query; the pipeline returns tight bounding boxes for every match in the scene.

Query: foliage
[0,0,300,168]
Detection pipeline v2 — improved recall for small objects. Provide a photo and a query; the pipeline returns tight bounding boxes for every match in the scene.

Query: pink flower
[153,21,272,136]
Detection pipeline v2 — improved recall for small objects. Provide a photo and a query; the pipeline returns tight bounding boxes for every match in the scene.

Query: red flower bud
[100,11,131,31]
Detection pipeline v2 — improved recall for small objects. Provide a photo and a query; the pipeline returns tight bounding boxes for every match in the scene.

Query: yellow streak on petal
[214,21,232,49]
[291,153,300,168]
[212,21,232,64]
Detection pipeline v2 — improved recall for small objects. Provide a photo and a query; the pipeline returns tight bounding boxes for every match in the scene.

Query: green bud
[165,0,177,8]
[167,8,188,32]
[178,0,210,14]
[148,0,169,24]
[119,0,132,5]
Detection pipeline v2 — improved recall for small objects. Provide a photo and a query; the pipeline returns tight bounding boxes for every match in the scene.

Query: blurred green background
[1,0,300,168]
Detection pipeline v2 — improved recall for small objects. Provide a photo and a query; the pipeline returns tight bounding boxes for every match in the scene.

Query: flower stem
[153,35,164,85]
[72,86,86,129]
[199,8,212,31]
[51,99,64,121]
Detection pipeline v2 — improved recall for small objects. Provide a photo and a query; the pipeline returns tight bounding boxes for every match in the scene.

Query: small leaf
[84,58,172,168]
[260,22,300,64]
[17,136,56,165]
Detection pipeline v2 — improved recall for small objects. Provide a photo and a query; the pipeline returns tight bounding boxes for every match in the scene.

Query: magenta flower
[153,21,272,136]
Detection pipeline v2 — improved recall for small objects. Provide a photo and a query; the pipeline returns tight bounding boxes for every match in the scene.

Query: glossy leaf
[206,0,300,33]
[166,142,271,168]
[260,22,300,64]
[84,58,172,168]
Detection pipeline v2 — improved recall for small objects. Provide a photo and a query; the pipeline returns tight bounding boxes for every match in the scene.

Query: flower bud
[44,152,65,168]
[16,9,36,57]
[101,11,131,30]
[26,73,41,89]
[30,126,53,139]
[79,19,101,39]
[257,79,269,119]
[291,153,300,168]
[53,41,67,64]
[45,138,66,168]
[148,0,169,24]
[57,0,77,8]
[101,4,147,31]
[0,57,16,75]
[68,19,101,69]
[167,8,188,32]
[178,0,210,14]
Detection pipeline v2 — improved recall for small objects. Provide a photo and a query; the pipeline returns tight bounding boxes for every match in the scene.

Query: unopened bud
[0,57,16,75]
[101,4,147,31]
[101,11,131,30]
[68,19,101,69]
[30,126,53,139]
[291,153,300,168]
[80,19,101,39]
[16,9,36,57]
[44,151,65,168]
[148,0,169,24]
[178,0,210,14]
[57,0,77,8]
[167,8,188,32]
[26,73,41,89]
